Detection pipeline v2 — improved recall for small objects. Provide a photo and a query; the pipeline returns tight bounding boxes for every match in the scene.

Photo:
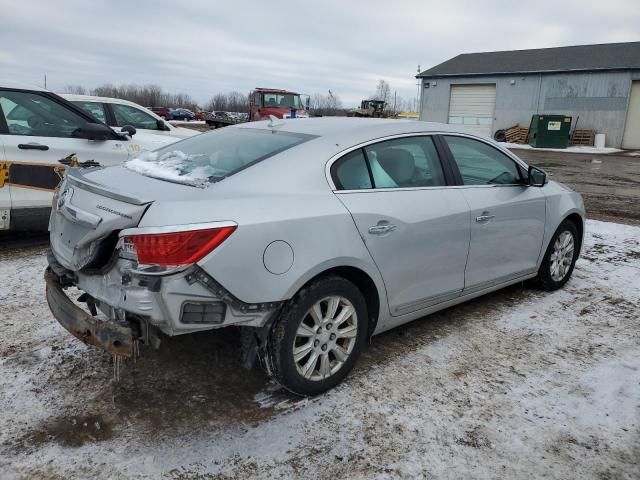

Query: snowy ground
[1,220,639,479]
[502,142,623,155]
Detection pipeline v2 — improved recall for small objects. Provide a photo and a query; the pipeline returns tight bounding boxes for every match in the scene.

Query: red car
[148,106,171,120]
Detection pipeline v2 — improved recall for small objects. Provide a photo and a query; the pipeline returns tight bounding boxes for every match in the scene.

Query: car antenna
[268,115,285,128]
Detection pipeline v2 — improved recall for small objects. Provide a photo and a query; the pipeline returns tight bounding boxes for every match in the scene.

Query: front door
[0,89,130,213]
[0,133,10,229]
[332,135,470,318]
[442,135,546,291]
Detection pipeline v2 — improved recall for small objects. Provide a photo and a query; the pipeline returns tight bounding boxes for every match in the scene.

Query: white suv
[60,94,199,140]
[0,84,177,231]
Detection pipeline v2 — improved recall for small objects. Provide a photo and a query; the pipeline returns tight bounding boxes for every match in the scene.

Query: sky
[1,0,639,108]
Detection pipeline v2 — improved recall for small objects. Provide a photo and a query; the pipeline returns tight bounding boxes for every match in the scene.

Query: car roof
[235,117,467,145]
[59,93,146,108]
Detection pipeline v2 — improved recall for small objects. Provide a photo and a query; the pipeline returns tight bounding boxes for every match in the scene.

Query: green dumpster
[528,114,572,148]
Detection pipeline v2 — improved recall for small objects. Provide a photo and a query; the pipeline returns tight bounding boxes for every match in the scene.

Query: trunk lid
[49,168,152,271]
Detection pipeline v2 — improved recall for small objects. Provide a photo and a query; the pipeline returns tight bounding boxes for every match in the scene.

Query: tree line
[61,80,418,115]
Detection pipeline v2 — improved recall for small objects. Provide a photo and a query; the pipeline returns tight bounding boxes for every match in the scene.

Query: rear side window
[73,101,108,123]
[365,136,445,188]
[334,149,372,190]
[443,136,521,185]
[332,136,446,190]
[125,128,315,186]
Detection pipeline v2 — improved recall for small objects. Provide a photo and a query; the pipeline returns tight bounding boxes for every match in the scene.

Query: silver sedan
[46,118,585,395]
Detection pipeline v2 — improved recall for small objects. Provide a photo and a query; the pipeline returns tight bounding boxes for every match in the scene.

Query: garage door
[622,81,640,150]
[448,84,496,137]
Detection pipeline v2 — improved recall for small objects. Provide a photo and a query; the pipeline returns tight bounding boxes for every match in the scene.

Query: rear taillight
[121,225,236,266]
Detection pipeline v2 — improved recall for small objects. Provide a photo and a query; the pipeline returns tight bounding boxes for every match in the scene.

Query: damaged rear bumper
[44,268,134,357]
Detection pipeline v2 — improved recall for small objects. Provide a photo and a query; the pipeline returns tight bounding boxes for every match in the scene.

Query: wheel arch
[292,264,383,338]
[563,212,584,251]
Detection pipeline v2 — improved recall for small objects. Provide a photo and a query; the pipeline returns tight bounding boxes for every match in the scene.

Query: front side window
[364,136,445,188]
[443,135,522,185]
[125,128,315,186]
[72,101,108,123]
[0,91,89,138]
[112,103,159,130]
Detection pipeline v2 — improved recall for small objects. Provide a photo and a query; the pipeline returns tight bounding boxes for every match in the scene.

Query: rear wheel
[267,276,368,396]
[537,220,580,290]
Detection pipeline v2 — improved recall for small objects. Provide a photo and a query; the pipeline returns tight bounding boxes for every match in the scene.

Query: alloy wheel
[550,231,575,282]
[292,296,358,381]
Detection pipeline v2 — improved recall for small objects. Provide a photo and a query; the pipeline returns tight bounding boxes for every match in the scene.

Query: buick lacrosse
[46,118,585,395]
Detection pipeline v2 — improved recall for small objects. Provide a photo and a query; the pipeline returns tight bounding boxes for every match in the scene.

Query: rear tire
[267,276,368,396]
[537,220,580,291]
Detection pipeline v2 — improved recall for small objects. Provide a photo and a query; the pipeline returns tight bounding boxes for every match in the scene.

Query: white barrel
[594,133,605,148]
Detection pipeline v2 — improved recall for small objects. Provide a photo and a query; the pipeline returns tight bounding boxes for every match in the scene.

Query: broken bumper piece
[44,268,134,357]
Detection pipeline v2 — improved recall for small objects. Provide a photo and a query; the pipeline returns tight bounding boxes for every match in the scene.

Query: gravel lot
[511,148,640,225]
[1,218,638,479]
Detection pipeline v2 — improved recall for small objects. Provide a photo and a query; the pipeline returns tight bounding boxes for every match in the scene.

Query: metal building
[417,42,640,148]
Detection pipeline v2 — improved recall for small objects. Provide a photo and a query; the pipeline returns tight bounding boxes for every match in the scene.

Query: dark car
[149,107,171,120]
[170,109,195,121]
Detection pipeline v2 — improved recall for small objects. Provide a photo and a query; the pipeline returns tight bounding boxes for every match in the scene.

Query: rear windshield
[125,128,315,187]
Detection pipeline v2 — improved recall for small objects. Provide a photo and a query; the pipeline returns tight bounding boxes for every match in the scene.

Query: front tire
[267,276,368,396]
[537,220,580,290]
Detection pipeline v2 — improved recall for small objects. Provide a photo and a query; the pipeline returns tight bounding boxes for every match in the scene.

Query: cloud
[1,0,638,107]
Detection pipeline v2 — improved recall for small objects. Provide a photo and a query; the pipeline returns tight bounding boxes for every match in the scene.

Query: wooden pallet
[571,129,595,146]
[505,125,529,144]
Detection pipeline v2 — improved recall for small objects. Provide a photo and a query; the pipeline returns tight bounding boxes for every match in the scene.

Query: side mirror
[121,125,137,136]
[528,165,546,187]
[72,123,114,141]
[156,119,170,131]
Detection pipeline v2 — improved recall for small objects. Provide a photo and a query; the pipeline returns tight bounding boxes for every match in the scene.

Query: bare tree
[373,80,391,106]
[309,91,344,116]
[205,91,249,113]
[61,85,87,95]
[90,83,199,110]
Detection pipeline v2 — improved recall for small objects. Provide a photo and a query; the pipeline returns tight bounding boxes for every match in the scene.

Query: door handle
[475,213,495,223]
[18,143,49,151]
[368,224,397,235]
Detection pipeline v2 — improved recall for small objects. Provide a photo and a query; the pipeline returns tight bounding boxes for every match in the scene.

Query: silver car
[46,118,585,395]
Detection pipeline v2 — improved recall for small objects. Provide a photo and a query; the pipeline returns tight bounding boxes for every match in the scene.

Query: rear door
[331,135,470,318]
[0,89,130,213]
[442,135,546,291]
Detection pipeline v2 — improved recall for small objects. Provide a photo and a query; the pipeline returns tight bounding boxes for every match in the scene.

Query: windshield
[262,93,305,109]
[125,128,315,187]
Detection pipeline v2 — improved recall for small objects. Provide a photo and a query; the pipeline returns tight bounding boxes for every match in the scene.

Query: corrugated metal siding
[420,71,635,147]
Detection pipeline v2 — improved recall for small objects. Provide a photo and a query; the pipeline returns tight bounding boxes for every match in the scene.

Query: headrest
[377,148,415,185]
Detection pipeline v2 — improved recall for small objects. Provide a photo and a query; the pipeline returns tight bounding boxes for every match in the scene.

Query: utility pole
[416,65,421,114]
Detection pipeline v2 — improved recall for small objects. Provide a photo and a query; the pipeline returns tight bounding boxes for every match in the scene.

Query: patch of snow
[169,120,206,125]
[503,142,623,154]
[124,150,212,187]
